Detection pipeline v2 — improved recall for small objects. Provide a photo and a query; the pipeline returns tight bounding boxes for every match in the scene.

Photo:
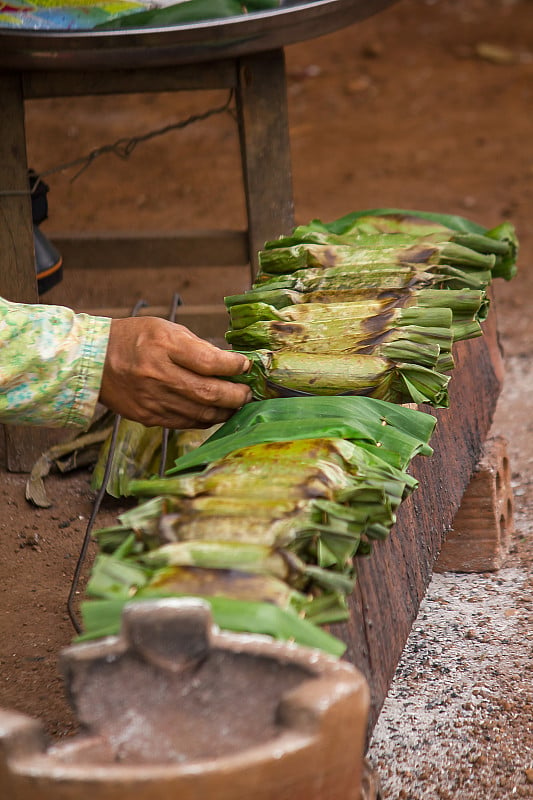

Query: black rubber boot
[34,227,63,295]
[29,170,63,295]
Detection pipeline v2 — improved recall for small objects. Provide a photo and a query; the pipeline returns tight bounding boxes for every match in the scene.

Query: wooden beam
[22,61,238,99]
[82,303,229,341]
[50,231,249,270]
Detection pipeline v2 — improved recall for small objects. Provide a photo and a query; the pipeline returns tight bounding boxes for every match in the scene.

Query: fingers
[140,371,251,421]
[165,325,251,377]
[123,392,237,430]
[142,319,252,409]
[164,371,252,411]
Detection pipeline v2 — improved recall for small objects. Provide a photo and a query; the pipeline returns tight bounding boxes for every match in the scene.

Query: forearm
[0,297,111,428]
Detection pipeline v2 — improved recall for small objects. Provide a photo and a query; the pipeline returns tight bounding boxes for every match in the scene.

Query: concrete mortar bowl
[0,598,370,800]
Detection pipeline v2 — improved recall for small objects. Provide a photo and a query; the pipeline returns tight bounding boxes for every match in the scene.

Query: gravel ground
[368,354,533,799]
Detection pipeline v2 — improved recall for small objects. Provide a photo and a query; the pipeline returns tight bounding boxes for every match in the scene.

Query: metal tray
[0,0,397,71]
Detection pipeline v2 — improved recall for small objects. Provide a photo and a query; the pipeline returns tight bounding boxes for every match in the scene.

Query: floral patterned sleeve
[0,297,111,429]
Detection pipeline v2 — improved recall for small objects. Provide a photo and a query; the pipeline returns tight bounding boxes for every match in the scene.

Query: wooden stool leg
[0,73,59,472]
[236,48,295,281]
[0,73,37,301]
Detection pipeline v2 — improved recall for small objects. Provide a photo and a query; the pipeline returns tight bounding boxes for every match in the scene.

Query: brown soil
[1,0,532,796]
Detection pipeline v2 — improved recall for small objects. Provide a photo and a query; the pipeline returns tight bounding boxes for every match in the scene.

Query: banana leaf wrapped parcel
[256,236,496,277]
[228,349,450,406]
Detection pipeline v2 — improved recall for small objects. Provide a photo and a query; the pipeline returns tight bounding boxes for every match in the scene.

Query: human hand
[99,316,252,429]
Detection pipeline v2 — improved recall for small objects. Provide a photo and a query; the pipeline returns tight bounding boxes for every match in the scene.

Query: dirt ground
[1,0,532,796]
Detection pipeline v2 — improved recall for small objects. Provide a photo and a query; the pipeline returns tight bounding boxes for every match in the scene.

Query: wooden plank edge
[333,305,504,738]
[48,230,250,270]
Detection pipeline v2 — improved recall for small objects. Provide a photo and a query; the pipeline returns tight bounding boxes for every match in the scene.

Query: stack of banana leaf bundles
[227,208,517,406]
[84,209,518,656]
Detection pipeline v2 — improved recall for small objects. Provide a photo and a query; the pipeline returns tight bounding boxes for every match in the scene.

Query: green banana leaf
[306,208,487,236]
[204,395,436,444]
[91,419,164,498]
[78,596,347,657]
[167,395,436,475]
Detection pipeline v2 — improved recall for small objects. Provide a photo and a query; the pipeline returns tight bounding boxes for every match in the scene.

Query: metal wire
[0,89,234,197]
[159,292,183,477]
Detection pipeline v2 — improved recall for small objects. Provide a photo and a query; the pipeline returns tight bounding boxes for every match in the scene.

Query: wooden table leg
[236,49,295,281]
[0,72,58,472]
[0,73,37,301]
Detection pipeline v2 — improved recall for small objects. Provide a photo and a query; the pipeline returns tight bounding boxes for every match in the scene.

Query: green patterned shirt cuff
[0,298,111,429]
